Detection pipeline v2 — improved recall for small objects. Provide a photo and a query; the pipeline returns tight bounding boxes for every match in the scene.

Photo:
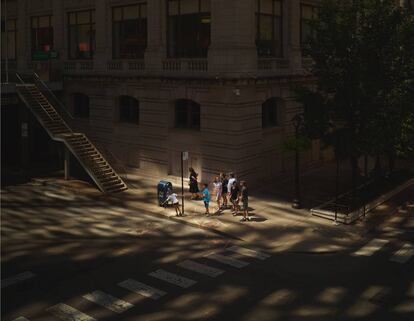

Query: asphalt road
[1,182,413,321]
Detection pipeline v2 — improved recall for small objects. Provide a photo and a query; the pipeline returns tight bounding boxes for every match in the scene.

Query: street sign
[32,50,58,60]
[182,151,188,160]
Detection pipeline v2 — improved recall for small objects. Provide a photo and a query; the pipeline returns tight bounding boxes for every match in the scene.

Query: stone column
[93,0,108,72]
[145,0,166,73]
[208,0,257,77]
[16,0,28,73]
[52,0,64,79]
[287,0,302,72]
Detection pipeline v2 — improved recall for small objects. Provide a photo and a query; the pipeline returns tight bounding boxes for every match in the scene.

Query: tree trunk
[374,154,382,178]
[350,155,358,198]
[388,152,396,173]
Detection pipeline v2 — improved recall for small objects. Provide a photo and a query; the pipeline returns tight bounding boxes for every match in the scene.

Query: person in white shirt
[227,172,236,204]
[212,176,222,213]
[162,192,182,216]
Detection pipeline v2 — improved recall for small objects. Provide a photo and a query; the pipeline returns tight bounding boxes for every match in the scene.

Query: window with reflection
[113,4,147,59]
[119,96,140,123]
[68,10,95,59]
[256,0,283,58]
[72,93,90,118]
[175,99,200,129]
[300,4,318,49]
[31,15,53,58]
[167,0,211,58]
[262,98,279,128]
[1,19,17,61]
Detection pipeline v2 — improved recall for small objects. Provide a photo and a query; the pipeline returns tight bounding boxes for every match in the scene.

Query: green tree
[294,0,414,188]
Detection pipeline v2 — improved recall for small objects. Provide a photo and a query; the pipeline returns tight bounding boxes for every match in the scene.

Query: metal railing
[95,142,129,182]
[33,72,74,123]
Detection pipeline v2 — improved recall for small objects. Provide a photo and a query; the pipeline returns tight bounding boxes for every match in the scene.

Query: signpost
[181,151,188,215]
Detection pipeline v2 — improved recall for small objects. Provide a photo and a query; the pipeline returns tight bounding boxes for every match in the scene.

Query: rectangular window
[31,15,53,59]
[300,4,318,49]
[167,0,211,58]
[256,0,283,58]
[112,4,147,59]
[1,19,17,61]
[68,10,95,59]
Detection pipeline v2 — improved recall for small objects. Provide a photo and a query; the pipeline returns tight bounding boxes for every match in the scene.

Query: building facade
[2,0,329,186]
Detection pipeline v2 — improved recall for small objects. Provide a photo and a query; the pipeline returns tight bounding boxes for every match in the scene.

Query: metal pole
[64,147,70,180]
[181,151,184,215]
[335,154,339,222]
[5,0,9,83]
[292,124,301,209]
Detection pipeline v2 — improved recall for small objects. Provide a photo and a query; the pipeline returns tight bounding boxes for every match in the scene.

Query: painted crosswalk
[118,279,166,300]
[177,260,224,277]
[206,253,249,268]
[46,303,96,321]
[149,269,197,288]
[390,243,414,264]
[227,245,270,260]
[82,290,133,313]
[9,245,270,321]
[352,239,389,257]
[1,271,35,288]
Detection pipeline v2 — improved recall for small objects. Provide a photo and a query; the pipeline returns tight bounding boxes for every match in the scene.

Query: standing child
[227,172,237,205]
[240,181,250,221]
[162,192,182,217]
[229,181,240,216]
[212,176,222,213]
[221,173,228,209]
[202,183,211,215]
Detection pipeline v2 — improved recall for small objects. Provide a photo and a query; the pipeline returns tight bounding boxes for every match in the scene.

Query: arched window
[72,93,89,118]
[174,99,200,130]
[262,97,279,128]
[119,96,139,124]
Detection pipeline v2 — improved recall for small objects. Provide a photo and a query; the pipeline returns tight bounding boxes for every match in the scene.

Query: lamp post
[292,114,303,209]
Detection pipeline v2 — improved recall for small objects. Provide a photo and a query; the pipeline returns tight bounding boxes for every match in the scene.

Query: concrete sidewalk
[27,158,413,254]
[32,172,375,255]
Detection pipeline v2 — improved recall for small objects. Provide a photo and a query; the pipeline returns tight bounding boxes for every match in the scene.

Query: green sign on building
[32,50,59,60]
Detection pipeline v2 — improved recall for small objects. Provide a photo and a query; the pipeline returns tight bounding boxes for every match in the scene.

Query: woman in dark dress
[189,167,200,199]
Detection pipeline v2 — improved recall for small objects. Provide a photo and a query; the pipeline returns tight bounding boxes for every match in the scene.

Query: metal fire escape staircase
[15,73,128,193]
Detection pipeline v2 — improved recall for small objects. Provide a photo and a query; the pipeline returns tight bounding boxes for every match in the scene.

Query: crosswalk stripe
[206,253,249,268]
[1,271,35,288]
[118,279,166,300]
[227,245,270,260]
[149,269,197,288]
[390,243,414,264]
[352,239,389,256]
[13,317,30,321]
[82,290,133,313]
[177,260,224,277]
[46,303,96,321]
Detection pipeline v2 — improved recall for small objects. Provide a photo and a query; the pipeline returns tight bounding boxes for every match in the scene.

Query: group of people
[189,168,251,222]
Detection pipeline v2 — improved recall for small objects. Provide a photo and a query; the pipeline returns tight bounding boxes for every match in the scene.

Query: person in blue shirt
[202,183,210,215]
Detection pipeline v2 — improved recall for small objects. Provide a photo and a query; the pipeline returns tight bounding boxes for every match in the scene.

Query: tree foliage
[295,0,414,178]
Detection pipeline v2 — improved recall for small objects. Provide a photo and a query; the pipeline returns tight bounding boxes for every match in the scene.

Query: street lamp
[292,114,303,209]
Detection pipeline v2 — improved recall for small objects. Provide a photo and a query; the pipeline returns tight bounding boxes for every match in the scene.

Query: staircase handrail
[15,72,57,124]
[15,72,26,85]
[95,142,129,181]
[81,134,128,190]
[33,72,74,122]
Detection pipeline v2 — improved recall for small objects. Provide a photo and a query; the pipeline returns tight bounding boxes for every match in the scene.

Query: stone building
[2,0,327,186]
